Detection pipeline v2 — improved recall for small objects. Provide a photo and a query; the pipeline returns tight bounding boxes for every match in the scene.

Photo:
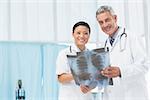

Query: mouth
[78,38,87,43]
[103,26,111,33]
[79,39,85,43]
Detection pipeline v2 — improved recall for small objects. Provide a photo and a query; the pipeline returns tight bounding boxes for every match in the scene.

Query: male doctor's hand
[101,66,121,78]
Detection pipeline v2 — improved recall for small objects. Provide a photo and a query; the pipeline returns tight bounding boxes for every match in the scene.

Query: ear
[114,15,117,22]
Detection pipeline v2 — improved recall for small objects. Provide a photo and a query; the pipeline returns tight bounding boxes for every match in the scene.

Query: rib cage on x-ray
[67,48,110,89]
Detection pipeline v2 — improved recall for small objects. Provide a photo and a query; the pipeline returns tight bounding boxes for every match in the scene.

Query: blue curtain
[0,42,67,100]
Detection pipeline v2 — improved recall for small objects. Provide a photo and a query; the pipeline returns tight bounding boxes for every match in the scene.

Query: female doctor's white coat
[103,27,149,100]
[56,44,93,100]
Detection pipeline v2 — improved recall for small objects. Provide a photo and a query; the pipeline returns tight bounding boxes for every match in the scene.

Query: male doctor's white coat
[102,27,149,100]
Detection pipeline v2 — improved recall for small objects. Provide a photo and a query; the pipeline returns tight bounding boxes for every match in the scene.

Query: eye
[99,21,103,25]
[84,32,89,35]
[77,32,81,35]
[105,18,111,22]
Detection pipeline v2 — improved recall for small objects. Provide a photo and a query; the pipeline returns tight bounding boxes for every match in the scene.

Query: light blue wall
[0,42,67,100]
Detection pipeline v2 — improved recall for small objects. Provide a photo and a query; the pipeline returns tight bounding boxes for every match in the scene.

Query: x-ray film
[67,48,110,89]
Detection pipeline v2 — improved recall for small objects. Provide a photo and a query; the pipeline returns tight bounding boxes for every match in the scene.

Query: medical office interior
[0,0,150,99]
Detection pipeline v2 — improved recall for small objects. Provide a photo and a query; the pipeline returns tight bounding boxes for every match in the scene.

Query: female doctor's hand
[101,66,121,78]
[80,85,92,94]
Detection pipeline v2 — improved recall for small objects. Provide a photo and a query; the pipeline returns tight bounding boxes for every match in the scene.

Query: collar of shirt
[71,44,88,53]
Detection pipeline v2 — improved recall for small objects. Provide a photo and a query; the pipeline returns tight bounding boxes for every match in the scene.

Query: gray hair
[96,5,115,17]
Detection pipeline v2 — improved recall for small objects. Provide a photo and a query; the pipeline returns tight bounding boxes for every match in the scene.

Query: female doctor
[96,5,149,100]
[56,21,93,100]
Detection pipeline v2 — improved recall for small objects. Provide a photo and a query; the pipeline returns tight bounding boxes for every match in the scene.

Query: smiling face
[72,25,90,50]
[96,11,118,37]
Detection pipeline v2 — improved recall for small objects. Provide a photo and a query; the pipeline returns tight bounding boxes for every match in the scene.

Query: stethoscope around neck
[104,28,127,52]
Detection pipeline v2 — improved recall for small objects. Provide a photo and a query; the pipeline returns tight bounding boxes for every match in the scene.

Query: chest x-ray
[67,48,110,89]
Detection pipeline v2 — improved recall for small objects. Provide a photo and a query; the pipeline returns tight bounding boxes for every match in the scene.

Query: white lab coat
[56,44,93,100]
[103,27,149,100]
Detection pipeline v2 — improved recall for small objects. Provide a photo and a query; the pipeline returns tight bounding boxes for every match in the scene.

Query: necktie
[110,37,115,46]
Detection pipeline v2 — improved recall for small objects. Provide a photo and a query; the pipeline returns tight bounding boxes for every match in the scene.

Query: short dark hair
[72,21,91,33]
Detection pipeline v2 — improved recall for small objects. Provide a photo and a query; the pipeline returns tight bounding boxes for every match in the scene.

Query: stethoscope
[104,28,127,52]
[70,46,73,53]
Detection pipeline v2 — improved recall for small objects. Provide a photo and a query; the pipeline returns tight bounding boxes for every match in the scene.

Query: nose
[79,33,84,37]
[102,22,108,28]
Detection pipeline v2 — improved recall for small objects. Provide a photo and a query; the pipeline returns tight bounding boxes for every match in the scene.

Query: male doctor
[96,5,149,100]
